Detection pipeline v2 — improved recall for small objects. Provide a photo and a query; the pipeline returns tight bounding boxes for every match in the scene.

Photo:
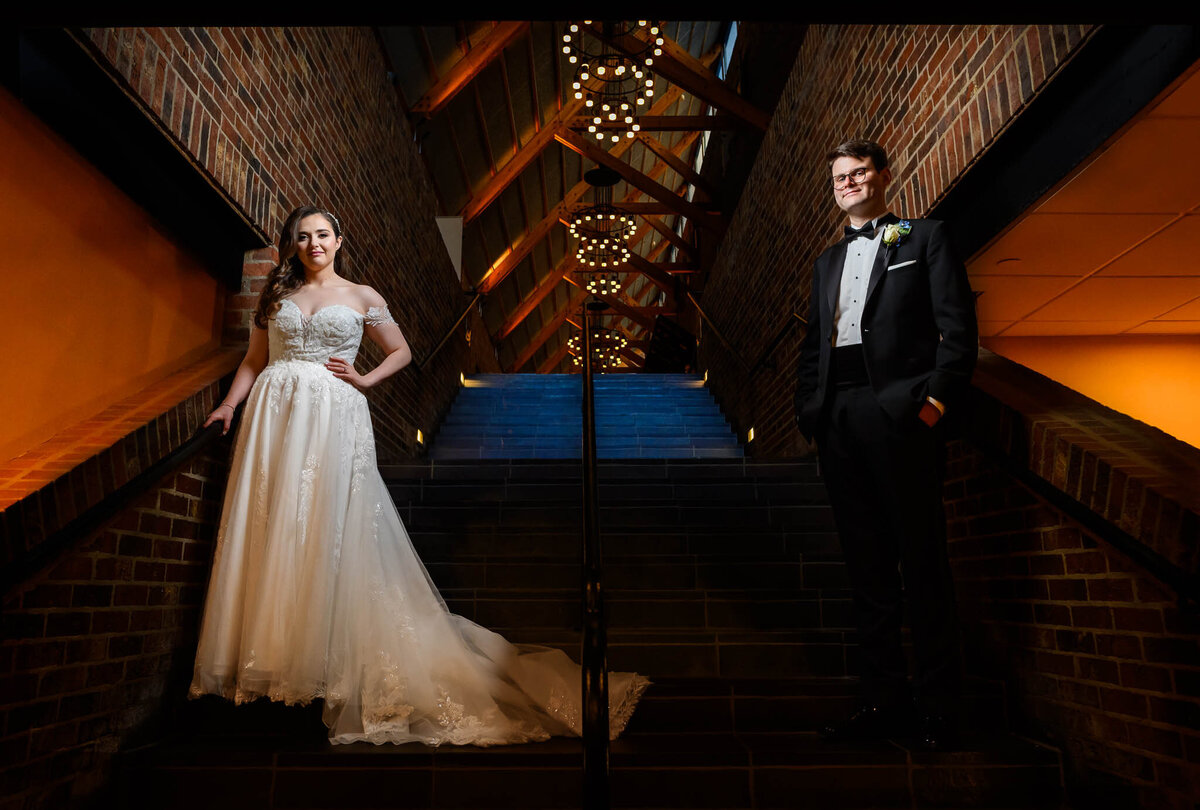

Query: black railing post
[581,300,610,810]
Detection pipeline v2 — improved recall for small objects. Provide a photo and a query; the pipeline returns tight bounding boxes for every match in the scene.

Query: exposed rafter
[638,215,697,262]
[637,133,716,197]
[588,23,771,131]
[508,286,589,372]
[410,22,530,118]
[538,339,573,373]
[555,129,722,231]
[570,114,748,131]
[496,256,577,340]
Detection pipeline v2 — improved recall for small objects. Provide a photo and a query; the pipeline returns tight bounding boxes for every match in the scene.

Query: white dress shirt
[833,215,886,347]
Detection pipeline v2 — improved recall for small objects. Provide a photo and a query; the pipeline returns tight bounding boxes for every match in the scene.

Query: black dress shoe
[916,712,961,751]
[819,703,914,741]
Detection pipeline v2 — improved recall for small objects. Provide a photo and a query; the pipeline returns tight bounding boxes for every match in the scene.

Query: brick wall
[82,26,497,460]
[947,439,1200,809]
[1,26,507,808]
[1,446,229,810]
[697,24,1093,457]
[692,24,1200,808]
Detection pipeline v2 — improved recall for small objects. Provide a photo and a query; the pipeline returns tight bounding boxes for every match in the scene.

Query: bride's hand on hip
[326,357,372,391]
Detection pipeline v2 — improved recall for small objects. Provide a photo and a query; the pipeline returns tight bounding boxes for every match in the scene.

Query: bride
[189,205,648,745]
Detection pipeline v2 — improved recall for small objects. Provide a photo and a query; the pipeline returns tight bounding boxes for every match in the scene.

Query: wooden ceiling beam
[565,277,658,331]
[637,133,715,197]
[496,256,577,340]
[474,82,700,295]
[537,339,572,374]
[508,286,589,372]
[411,22,529,118]
[477,202,565,294]
[586,24,770,131]
[639,214,696,262]
[571,114,748,131]
[555,129,721,232]
[619,202,718,215]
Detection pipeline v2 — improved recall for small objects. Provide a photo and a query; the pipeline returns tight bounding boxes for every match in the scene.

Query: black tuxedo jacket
[794,215,978,441]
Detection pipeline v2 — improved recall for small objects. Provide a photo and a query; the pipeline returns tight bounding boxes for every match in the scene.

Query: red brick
[1119,663,1172,692]
[1071,605,1113,629]
[1099,687,1148,718]
[1094,633,1143,661]
[1113,607,1165,634]
[1077,656,1120,685]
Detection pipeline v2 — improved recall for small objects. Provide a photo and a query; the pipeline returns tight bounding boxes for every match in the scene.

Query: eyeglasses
[831,167,871,189]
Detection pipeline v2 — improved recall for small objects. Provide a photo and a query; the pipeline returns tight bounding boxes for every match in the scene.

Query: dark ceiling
[377,21,800,373]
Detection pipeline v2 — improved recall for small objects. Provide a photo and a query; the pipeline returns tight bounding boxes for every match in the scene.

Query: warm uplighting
[416,429,424,445]
[459,372,465,386]
[747,427,755,443]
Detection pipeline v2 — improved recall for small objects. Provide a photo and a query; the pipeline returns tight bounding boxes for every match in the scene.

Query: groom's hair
[827,139,889,171]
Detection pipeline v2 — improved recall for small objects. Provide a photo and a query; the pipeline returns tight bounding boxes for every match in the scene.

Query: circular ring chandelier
[569,204,638,270]
[562,21,664,143]
[569,328,629,369]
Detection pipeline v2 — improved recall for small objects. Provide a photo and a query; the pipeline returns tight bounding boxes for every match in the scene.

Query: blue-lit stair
[429,373,744,460]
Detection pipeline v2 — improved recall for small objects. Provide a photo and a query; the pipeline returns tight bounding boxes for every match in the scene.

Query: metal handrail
[580,301,611,809]
[750,311,808,373]
[688,290,807,375]
[686,291,750,371]
[4,419,230,597]
[415,291,482,372]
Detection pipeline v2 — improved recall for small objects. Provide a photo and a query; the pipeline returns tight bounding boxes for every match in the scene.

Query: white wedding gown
[189,299,648,745]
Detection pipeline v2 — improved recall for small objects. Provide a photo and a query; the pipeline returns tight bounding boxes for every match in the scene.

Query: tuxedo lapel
[864,241,891,308]
[823,241,848,324]
[864,213,902,308]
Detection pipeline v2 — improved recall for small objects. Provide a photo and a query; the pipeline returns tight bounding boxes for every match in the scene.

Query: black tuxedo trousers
[817,378,960,712]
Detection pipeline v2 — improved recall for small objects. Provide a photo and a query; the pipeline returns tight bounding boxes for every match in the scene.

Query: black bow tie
[843,222,877,240]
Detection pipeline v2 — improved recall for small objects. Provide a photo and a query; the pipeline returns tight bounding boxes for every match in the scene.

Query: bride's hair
[254,205,347,329]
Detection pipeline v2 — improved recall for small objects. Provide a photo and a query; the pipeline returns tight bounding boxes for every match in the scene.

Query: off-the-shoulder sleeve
[364,306,397,327]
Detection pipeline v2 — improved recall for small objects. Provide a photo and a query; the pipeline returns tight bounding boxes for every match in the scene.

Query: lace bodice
[268,299,394,365]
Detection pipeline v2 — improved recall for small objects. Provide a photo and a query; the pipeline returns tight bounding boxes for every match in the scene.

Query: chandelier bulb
[645,89,654,97]
[569,55,577,63]
[636,98,645,106]
[563,34,571,42]
[638,19,647,26]
[570,24,578,32]
[611,134,619,142]
[588,125,596,133]
[656,37,664,46]
[646,57,654,66]
[650,26,659,35]
[562,46,570,54]
[645,79,653,87]
[625,116,633,124]
[632,123,641,130]
[596,65,605,75]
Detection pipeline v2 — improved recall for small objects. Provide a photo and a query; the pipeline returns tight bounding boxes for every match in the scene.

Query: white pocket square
[887,259,917,271]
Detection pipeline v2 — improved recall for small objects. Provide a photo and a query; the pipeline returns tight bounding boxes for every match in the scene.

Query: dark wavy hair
[826,138,889,172]
[254,205,346,329]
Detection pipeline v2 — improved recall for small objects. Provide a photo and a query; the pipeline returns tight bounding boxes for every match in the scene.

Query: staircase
[122,375,1065,809]
[429,374,742,459]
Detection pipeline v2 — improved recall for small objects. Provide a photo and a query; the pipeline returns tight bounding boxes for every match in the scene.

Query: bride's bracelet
[216,402,236,413]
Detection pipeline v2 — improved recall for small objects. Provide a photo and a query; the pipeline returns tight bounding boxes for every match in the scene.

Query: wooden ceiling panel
[390,21,757,371]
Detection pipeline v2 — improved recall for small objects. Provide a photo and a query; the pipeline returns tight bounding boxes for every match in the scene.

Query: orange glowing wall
[982,335,1200,448]
[0,87,223,463]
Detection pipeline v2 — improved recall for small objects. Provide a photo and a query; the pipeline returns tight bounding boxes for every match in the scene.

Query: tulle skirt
[189,360,647,744]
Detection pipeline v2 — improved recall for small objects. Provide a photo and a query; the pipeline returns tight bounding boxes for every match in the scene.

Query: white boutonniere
[881,220,912,247]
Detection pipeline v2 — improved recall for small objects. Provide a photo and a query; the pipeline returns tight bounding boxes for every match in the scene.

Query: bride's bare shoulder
[352,283,389,311]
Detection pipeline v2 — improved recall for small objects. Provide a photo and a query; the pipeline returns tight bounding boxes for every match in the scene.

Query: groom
[794,139,978,749]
